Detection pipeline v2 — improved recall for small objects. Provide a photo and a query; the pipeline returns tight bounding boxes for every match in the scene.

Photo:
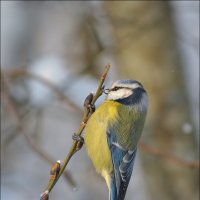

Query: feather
[107,128,137,200]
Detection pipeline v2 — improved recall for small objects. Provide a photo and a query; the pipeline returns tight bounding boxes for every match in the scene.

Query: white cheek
[107,89,133,100]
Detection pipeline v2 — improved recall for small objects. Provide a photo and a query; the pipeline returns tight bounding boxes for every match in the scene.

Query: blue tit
[85,80,148,200]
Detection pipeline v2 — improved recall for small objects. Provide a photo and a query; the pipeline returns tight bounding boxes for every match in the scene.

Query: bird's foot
[72,133,84,151]
[88,104,95,113]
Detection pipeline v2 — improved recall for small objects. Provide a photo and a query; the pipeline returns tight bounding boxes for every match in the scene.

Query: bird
[85,79,148,200]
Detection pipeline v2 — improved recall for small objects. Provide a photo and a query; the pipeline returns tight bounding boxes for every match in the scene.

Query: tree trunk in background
[105,2,198,200]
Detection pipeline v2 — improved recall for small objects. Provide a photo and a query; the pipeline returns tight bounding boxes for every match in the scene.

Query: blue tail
[109,175,129,200]
[107,128,137,200]
[109,176,118,200]
[108,149,137,200]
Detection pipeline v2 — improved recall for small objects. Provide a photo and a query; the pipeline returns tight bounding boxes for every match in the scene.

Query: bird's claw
[72,133,84,151]
[103,88,110,95]
[72,134,84,143]
[89,104,95,113]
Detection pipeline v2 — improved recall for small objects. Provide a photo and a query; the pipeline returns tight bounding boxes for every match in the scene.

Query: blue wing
[107,129,137,200]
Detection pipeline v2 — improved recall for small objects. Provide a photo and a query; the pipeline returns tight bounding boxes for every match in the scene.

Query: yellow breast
[85,101,120,179]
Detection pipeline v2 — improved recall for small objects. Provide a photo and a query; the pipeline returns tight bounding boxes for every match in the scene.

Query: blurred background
[1,1,199,200]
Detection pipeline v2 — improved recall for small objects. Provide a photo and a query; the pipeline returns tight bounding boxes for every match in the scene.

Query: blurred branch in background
[2,69,81,113]
[1,72,77,188]
[139,143,199,168]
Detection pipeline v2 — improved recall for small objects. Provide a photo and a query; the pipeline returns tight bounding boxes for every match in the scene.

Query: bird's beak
[103,88,110,95]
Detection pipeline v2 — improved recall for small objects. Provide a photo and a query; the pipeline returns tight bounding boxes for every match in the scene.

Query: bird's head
[106,80,148,110]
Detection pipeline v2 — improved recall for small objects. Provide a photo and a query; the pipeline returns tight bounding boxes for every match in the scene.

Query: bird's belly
[85,103,117,177]
[85,122,113,175]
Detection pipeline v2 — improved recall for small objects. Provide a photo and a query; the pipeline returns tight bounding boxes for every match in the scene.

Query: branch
[40,64,110,200]
[139,142,199,168]
[3,69,82,113]
[1,73,76,188]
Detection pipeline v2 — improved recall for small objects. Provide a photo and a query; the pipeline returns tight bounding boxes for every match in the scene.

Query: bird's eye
[111,87,121,91]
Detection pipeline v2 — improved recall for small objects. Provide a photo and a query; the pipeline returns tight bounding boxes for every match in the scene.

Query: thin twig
[41,64,110,199]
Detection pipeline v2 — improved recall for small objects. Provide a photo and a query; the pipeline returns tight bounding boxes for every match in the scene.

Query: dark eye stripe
[109,86,145,93]
[110,86,131,92]
[110,86,123,91]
